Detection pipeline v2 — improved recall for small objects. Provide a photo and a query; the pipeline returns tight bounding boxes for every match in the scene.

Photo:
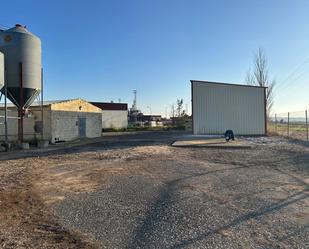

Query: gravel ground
[0,132,308,248]
[51,134,309,249]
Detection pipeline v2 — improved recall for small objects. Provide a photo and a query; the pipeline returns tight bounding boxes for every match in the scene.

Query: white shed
[191,80,267,135]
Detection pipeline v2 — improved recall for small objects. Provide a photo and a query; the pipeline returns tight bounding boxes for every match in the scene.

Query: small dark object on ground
[1,142,12,151]
[225,130,235,142]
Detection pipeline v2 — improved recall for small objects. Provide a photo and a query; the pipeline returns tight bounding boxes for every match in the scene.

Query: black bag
[225,130,235,142]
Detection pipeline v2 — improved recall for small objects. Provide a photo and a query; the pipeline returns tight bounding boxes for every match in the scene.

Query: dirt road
[0,132,308,248]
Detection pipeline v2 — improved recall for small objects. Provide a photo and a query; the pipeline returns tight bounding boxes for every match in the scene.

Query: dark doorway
[78,117,86,138]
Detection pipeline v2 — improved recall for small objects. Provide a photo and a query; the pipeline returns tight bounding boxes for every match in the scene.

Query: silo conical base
[1,87,40,109]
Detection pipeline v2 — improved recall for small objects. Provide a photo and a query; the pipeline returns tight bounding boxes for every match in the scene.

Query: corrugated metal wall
[192,81,266,135]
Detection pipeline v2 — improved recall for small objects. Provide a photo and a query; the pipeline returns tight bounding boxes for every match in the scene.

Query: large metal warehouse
[0,99,102,142]
[90,102,128,129]
[191,80,267,135]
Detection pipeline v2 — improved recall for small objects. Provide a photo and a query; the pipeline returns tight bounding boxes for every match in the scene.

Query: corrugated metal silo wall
[192,82,266,135]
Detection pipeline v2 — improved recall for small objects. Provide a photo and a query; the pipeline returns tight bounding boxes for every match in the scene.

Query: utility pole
[132,90,137,123]
[41,68,44,140]
[4,70,8,150]
[132,90,137,111]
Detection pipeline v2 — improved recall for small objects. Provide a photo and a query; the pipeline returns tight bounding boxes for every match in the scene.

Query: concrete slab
[171,138,252,149]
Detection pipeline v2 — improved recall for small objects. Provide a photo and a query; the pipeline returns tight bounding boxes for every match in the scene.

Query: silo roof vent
[15,24,25,28]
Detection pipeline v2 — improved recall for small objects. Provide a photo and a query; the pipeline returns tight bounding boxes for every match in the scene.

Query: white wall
[102,110,128,129]
[192,81,266,135]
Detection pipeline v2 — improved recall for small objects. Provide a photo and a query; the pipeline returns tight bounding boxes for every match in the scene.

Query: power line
[276,66,309,97]
[275,67,309,100]
[276,78,309,100]
[276,56,309,91]
[274,55,309,100]
[0,23,9,29]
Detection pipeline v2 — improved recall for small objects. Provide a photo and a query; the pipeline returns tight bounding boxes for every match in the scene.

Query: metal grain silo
[0,52,4,90]
[0,24,41,108]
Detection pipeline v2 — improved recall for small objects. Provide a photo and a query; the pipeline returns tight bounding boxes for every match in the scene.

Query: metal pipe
[4,69,8,148]
[41,67,44,140]
[0,116,20,119]
[18,62,24,142]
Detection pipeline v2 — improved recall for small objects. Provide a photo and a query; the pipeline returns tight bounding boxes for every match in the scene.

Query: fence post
[287,112,290,137]
[306,110,309,141]
[275,114,277,133]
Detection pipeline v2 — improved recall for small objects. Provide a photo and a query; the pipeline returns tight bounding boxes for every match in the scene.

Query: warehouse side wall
[102,110,128,129]
[192,82,266,135]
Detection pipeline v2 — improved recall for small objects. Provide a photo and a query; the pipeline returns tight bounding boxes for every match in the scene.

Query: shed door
[78,117,86,138]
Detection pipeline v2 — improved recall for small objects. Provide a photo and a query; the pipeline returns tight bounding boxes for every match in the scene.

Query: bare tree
[245,48,275,117]
[173,99,189,128]
[170,104,176,126]
[176,99,184,117]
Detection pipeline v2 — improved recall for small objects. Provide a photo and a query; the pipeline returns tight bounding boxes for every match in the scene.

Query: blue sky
[1,0,309,116]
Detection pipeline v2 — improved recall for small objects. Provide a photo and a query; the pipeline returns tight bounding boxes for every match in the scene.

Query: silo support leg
[18,62,24,142]
[18,109,24,142]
